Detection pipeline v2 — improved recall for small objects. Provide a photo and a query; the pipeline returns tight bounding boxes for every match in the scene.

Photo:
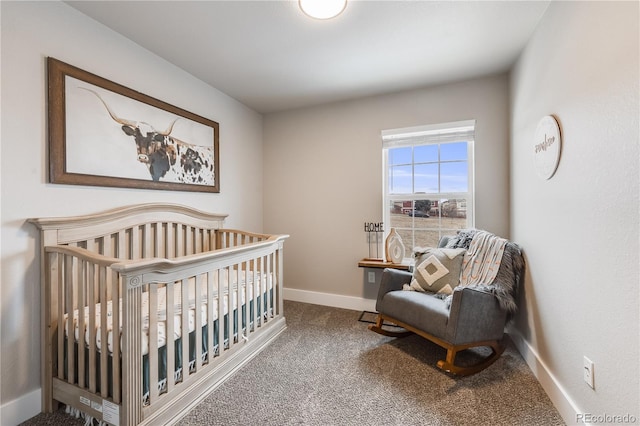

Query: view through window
[382,120,475,259]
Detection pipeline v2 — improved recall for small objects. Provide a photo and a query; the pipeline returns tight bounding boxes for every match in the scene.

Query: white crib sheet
[64,270,273,356]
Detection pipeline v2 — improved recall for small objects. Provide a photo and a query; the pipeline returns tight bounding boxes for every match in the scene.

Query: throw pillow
[405,247,466,295]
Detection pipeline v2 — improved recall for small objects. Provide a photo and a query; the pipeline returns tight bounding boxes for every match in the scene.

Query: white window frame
[382,120,476,260]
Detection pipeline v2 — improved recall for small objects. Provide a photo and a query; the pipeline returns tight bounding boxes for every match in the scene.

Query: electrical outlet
[583,356,594,389]
[368,271,376,284]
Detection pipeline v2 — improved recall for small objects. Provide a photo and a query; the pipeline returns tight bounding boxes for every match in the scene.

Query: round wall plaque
[533,115,562,180]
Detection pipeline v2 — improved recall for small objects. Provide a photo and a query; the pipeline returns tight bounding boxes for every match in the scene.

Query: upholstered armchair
[369,230,524,376]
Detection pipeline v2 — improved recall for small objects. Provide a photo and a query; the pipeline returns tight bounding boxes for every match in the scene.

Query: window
[382,120,475,259]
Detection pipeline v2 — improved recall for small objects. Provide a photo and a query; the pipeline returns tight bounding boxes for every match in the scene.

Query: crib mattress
[64,271,273,356]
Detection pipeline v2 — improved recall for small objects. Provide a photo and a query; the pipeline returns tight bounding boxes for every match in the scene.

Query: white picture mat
[65,76,215,184]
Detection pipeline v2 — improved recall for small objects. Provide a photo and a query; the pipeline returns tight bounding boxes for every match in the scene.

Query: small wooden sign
[533,115,562,180]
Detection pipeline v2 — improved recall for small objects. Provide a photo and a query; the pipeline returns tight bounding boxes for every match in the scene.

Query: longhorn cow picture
[48,58,220,192]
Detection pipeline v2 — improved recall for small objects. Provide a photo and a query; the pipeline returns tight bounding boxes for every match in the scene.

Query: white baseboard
[283,287,376,312]
[508,329,585,425]
[1,388,41,426]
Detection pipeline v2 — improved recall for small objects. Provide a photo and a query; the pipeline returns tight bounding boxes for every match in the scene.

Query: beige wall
[0,2,264,422]
[510,1,639,423]
[263,74,510,308]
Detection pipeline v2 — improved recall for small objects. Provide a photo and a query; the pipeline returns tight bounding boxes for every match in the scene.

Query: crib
[29,203,288,426]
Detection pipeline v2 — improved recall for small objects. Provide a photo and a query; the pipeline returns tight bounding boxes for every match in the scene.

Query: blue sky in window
[389,142,468,193]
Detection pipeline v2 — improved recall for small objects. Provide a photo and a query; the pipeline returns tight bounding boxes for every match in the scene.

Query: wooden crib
[29,203,288,426]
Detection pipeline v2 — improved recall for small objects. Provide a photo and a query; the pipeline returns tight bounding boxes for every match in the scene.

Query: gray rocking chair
[369,233,524,376]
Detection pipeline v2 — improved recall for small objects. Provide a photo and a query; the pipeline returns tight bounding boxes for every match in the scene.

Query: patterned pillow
[405,248,466,295]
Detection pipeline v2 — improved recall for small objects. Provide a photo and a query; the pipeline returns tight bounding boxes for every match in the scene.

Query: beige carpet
[22,300,565,425]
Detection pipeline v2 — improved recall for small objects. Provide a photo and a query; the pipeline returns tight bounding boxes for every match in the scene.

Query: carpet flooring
[22,300,564,425]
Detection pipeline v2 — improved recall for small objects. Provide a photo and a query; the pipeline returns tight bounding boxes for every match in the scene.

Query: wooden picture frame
[47,57,220,192]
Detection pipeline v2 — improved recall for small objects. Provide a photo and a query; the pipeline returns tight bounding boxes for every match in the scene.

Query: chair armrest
[446,287,507,345]
[375,268,412,312]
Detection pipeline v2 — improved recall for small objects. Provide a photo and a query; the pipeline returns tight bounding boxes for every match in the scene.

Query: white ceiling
[66,0,550,114]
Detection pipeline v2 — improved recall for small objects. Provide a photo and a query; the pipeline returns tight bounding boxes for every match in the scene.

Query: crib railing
[41,245,125,426]
[42,231,287,425]
[215,228,273,248]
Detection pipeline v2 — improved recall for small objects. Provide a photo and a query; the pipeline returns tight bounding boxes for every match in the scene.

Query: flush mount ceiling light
[299,0,347,20]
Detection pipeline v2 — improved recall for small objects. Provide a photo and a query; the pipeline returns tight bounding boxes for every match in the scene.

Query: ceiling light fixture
[299,0,347,20]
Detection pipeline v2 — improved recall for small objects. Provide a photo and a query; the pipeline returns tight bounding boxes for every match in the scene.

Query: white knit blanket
[459,230,507,286]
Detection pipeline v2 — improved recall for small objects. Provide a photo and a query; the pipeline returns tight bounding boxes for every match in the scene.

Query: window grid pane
[389,164,412,194]
[384,138,473,260]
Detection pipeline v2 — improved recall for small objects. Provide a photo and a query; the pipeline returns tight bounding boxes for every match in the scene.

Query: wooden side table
[357,258,411,271]
[357,259,411,321]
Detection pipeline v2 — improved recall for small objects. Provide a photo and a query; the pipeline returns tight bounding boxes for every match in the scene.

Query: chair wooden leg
[369,313,506,376]
[368,315,413,338]
[437,340,506,376]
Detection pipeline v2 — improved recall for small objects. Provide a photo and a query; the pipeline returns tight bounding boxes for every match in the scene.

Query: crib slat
[195,228,203,255]
[113,231,125,402]
[149,285,159,402]
[181,278,189,380]
[263,255,268,323]
[167,223,175,259]
[206,271,214,362]
[99,265,108,398]
[112,270,121,403]
[273,263,277,319]
[77,260,86,389]
[265,257,269,323]
[208,230,215,251]
[143,223,151,259]
[234,265,241,344]
[86,240,99,304]
[166,281,175,392]
[129,227,138,260]
[176,225,183,258]
[202,230,209,252]
[218,229,224,248]
[186,226,193,255]
[228,266,235,348]
[103,236,112,301]
[258,256,264,327]
[154,223,162,258]
[264,255,269,322]
[218,269,225,354]
[214,230,220,250]
[229,266,237,350]
[65,254,75,384]
[194,274,203,372]
[272,252,277,316]
[267,254,272,322]
[242,260,249,341]
[56,254,64,380]
[251,260,258,332]
[88,262,97,393]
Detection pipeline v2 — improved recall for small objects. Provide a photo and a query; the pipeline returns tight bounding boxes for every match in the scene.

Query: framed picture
[47,57,220,192]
